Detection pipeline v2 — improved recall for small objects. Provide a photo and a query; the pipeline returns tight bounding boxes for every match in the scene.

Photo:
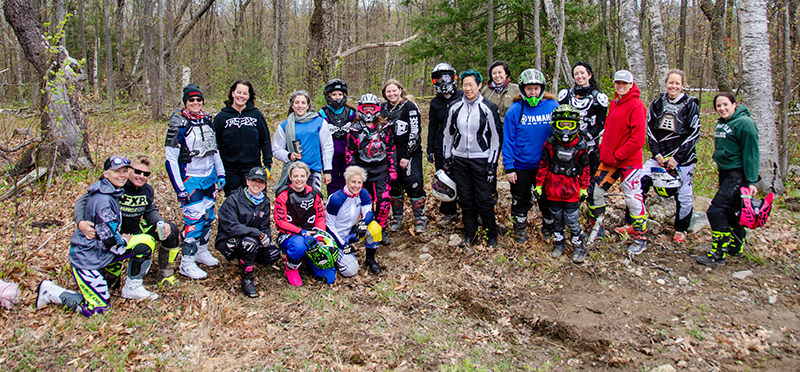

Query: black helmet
[431,63,457,95]
[324,79,348,110]
[550,104,581,142]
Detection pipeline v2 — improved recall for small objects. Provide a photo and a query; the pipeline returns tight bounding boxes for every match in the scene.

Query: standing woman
[558,61,608,176]
[443,69,503,247]
[214,80,273,196]
[697,92,759,266]
[319,79,359,195]
[637,70,701,243]
[502,69,559,243]
[272,90,334,193]
[381,79,427,233]
[481,60,521,120]
[165,84,225,280]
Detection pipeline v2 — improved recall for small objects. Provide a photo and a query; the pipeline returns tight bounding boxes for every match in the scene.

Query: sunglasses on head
[187,97,203,103]
[111,157,131,165]
[132,168,151,177]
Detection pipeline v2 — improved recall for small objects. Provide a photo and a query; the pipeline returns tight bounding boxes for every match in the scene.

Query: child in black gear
[535,105,591,263]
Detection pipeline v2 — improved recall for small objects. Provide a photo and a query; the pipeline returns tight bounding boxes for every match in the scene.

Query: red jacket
[599,83,646,168]
[536,137,591,202]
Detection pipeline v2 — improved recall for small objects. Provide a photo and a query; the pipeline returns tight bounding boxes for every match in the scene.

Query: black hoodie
[427,89,464,157]
[213,102,273,172]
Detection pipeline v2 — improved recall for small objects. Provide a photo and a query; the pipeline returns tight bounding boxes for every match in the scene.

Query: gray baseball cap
[613,70,634,83]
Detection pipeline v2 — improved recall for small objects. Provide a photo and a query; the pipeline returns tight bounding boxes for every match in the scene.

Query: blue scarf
[244,187,265,205]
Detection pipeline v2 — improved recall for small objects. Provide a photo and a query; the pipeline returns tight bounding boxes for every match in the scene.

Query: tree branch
[333,34,419,60]
[165,0,215,60]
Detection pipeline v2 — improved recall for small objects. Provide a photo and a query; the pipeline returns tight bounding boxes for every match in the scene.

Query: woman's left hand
[399,158,409,169]
[666,158,678,169]
[323,173,332,185]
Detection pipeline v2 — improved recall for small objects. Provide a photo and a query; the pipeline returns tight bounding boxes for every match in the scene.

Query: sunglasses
[187,97,204,103]
[111,157,131,165]
[132,168,152,177]
[554,120,578,131]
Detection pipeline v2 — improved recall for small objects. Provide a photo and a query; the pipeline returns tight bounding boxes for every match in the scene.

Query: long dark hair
[224,80,256,106]
[713,91,737,108]
[572,61,598,90]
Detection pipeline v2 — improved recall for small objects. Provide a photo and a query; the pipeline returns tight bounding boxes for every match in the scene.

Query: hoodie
[69,179,126,270]
[599,83,646,168]
[213,102,273,172]
[713,104,760,185]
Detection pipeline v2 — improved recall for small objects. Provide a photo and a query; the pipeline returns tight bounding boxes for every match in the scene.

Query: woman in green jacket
[698,92,759,266]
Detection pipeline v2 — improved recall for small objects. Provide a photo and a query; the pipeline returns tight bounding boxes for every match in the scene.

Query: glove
[580,188,588,202]
[241,238,259,253]
[300,229,310,237]
[177,190,189,203]
[259,233,271,247]
[111,240,127,255]
[217,176,226,190]
[345,233,359,245]
[487,163,496,183]
[427,153,435,163]
[356,220,368,238]
[264,167,271,180]
[443,158,452,173]
[533,185,543,200]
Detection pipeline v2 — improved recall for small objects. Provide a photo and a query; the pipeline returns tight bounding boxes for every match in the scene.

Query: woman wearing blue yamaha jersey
[503,69,559,244]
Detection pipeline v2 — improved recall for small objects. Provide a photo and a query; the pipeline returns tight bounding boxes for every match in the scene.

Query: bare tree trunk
[487,0,494,69]
[779,0,792,181]
[739,0,782,194]
[602,0,616,74]
[307,0,331,87]
[647,0,668,89]
[104,0,114,105]
[273,0,285,93]
[534,0,541,70]
[158,0,165,115]
[143,0,160,118]
[3,0,92,173]
[115,0,125,74]
[53,0,65,47]
[700,0,731,92]
[619,0,649,96]
[93,37,99,99]
[543,0,571,82]
[552,0,565,93]
[677,0,688,70]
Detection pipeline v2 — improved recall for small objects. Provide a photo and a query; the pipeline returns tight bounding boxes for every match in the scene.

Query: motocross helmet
[518,68,546,107]
[431,63,458,95]
[324,78,348,110]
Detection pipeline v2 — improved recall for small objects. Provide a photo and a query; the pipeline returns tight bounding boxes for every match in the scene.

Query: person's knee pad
[128,234,157,256]
[337,253,359,277]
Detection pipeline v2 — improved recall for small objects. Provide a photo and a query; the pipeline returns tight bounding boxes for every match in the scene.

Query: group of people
[35,60,763,317]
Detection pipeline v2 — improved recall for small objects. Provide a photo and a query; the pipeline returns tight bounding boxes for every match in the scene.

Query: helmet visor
[432,181,455,197]
[432,74,454,85]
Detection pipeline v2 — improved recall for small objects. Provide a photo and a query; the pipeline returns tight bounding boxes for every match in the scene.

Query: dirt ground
[1,107,799,371]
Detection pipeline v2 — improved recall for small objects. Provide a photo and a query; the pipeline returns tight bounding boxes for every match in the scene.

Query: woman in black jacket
[214,80,273,196]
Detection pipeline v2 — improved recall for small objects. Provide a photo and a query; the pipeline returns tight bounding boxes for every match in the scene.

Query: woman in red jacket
[587,70,648,255]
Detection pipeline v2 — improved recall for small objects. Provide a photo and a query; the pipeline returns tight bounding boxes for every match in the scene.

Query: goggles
[357,104,380,114]
[432,74,455,85]
[554,120,578,131]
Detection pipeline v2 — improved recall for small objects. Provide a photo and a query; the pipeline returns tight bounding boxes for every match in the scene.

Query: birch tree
[647,0,668,88]
[739,0,783,193]
[543,0,571,81]
[619,0,648,96]
[552,0,565,93]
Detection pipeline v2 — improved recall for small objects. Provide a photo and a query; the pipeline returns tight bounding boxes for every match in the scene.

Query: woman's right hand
[506,172,517,184]
[290,152,302,161]
[655,154,665,167]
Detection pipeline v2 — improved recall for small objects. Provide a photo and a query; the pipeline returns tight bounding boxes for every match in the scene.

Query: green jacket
[481,83,520,122]
[713,104,759,185]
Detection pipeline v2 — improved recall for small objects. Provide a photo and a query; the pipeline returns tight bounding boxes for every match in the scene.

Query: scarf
[244,187,265,205]
[489,78,511,93]
[273,111,320,191]
[182,109,206,120]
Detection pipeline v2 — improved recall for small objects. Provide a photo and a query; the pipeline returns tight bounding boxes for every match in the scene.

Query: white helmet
[432,169,457,202]
[651,167,681,197]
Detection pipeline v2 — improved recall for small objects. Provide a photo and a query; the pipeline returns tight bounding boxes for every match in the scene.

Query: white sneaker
[195,244,219,267]
[180,255,208,280]
[121,278,158,300]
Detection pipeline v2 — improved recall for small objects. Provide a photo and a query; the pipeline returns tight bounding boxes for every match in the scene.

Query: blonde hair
[131,153,151,167]
[287,161,310,177]
[664,69,688,87]
[343,166,367,184]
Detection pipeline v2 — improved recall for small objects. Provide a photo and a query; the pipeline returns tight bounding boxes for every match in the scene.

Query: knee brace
[367,221,382,242]
[588,183,606,219]
[128,234,157,257]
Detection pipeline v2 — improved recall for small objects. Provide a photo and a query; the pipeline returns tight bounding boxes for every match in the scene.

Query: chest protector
[547,137,585,177]
[658,97,688,134]
[287,189,319,229]
[322,107,353,140]
[355,123,388,163]
[187,122,218,159]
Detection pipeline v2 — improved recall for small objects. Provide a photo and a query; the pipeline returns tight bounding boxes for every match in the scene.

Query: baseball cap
[613,70,634,83]
[247,167,269,182]
[103,155,132,171]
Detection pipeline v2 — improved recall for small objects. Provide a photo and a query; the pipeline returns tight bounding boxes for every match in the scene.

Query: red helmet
[738,187,774,229]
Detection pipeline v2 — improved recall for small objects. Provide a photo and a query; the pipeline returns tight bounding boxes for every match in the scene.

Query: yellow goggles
[554,120,578,131]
